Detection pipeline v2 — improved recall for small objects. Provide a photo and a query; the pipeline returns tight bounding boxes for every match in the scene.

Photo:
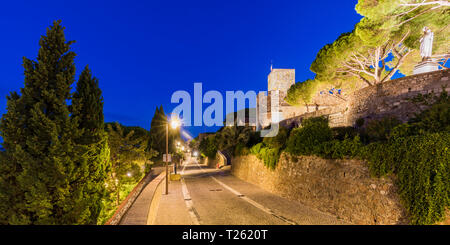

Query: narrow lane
[182,162,286,225]
[176,157,347,225]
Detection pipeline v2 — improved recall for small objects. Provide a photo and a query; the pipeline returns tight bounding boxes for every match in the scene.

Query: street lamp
[193,151,198,157]
[165,117,180,195]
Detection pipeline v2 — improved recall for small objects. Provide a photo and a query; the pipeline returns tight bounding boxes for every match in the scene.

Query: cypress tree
[0,20,96,224]
[149,106,167,155]
[71,66,110,224]
[148,107,160,152]
[148,105,181,156]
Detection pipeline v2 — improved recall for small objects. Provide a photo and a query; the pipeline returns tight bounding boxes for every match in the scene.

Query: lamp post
[165,117,180,195]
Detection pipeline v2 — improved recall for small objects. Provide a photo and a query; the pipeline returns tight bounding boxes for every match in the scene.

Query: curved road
[152,157,347,225]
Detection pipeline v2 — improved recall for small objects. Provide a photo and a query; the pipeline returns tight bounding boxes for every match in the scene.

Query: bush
[234,143,249,156]
[262,126,289,149]
[286,117,332,155]
[332,126,359,141]
[250,143,280,170]
[362,132,450,225]
[329,135,363,159]
[409,93,450,134]
[247,130,263,148]
[355,117,365,128]
[364,117,402,142]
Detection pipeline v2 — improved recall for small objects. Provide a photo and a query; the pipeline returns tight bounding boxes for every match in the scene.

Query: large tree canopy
[311,0,449,86]
[355,0,449,72]
[311,18,412,86]
[286,79,319,107]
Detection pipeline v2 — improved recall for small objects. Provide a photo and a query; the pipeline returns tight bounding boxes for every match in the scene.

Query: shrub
[356,117,365,128]
[263,126,289,149]
[331,135,363,159]
[409,92,450,134]
[313,135,363,159]
[332,126,359,141]
[286,116,332,155]
[364,117,402,142]
[234,143,249,156]
[247,130,263,148]
[250,143,263,155]
[363,132,450,225]
[249,143,281,170]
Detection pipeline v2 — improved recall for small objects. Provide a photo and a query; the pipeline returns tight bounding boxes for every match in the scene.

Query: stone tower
[257,68,296,129]
[268,68,295,99]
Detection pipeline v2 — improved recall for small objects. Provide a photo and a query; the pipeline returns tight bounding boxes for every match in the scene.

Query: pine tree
[0,20,96,224]
[71,66,110,224]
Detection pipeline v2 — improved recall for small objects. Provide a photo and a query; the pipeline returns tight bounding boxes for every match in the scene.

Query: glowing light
[181,146,185,151]
[127,172,132,177]
[171,118,180,129]
[193,151,198,157]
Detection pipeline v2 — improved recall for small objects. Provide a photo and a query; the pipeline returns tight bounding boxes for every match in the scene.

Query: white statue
[420,27,434,61]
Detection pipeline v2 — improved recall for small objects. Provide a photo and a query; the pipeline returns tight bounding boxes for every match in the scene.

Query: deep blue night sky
[0,0,362,138]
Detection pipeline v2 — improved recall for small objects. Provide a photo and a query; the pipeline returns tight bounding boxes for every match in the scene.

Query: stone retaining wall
[231,153,408,225]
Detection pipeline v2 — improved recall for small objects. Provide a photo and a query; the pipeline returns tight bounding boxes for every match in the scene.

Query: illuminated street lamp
[171,119,180,130]
[165,116,180,195]
[193,151,198,157]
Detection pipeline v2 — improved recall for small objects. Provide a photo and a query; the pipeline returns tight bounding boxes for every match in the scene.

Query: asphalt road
[153,157,347,225]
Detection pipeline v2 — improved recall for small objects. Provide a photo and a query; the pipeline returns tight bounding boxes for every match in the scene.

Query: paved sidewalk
[119,167,164,225]
[152,179,194,225]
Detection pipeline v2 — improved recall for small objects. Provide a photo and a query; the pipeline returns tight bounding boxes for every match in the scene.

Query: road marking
[181,161,188,174]
[194,162,298,225]
[180,162,201,225]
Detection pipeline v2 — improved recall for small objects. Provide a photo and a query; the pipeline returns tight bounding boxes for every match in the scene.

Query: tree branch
[394,0,426,16]
[381,50,412,83]
[342,62,377,80]
[394,5,441,27]
[399,1,450,7]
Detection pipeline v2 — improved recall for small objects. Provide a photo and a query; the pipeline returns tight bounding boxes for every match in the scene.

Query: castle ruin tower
[257,68,295,129]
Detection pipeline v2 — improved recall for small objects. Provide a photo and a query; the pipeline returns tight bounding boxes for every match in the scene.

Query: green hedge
[361,132,450,225]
